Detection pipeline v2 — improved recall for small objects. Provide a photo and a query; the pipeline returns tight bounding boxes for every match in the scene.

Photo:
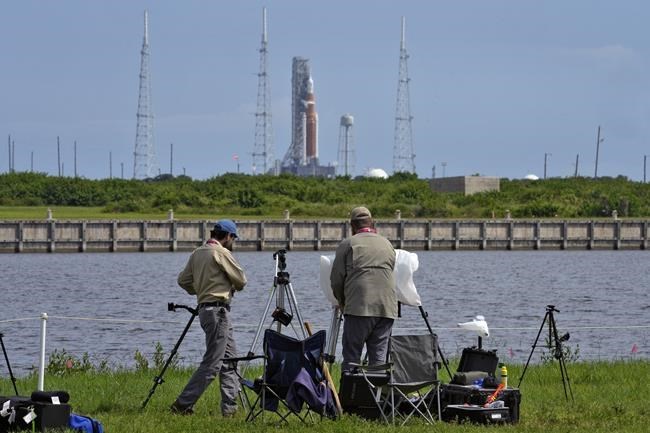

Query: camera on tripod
[273,249,287,271]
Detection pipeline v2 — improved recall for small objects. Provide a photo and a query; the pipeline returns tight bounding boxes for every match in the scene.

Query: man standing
[171,219,247,417]
[330,207,397,372]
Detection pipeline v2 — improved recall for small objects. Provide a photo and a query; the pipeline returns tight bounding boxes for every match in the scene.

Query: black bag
[457,347,499,374]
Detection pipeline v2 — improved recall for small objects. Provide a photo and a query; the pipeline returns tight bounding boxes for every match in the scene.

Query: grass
[2,360,648,432]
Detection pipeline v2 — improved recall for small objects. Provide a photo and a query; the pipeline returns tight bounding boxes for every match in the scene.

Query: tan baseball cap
[350,206,372,220]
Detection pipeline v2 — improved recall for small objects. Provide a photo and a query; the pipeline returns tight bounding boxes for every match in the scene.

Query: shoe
[222,407,237,418]
[170,401,194,415]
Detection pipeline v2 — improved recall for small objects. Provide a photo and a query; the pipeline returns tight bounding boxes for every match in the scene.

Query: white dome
[524,174,539,180]
[365,168,389,179]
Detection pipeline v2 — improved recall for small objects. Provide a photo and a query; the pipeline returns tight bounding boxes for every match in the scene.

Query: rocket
[305,76,318,162]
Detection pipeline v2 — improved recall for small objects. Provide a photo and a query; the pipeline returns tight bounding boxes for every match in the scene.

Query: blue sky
[1,1,649,180]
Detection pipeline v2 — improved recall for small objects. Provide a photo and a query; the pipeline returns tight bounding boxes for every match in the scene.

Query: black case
[442,404,510,424]
[440,383,521,423]
[457,347,499,374]
[339,371,389,420]
[1,396,71,432]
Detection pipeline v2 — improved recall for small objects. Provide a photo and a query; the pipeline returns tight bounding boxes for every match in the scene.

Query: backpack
[69,413,104,433]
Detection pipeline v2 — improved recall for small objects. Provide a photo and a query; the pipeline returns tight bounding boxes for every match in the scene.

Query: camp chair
[226,329,336,423]
[343,333,441,425]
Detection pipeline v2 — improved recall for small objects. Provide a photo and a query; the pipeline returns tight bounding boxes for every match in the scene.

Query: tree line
[1,171,649,218]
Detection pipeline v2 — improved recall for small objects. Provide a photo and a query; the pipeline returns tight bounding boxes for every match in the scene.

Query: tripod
[141,303,198,409]
[245,250,307,360]
[0,332,19,395]
[518,305,574,402]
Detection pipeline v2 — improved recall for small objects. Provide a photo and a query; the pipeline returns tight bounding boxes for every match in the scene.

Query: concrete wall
[0,219,647,252]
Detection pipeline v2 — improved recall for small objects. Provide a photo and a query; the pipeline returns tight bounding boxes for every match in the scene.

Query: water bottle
[500,363,508,388]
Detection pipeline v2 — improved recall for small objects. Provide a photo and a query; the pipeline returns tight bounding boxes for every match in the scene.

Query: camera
[273,249,287,271]
[272,307,293,326]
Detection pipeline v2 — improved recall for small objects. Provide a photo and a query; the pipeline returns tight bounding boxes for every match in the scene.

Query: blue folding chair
[227,329,336,423]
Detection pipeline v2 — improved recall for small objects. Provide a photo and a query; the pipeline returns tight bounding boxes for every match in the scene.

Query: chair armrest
[349,362,392,372]
[223,355,266,363]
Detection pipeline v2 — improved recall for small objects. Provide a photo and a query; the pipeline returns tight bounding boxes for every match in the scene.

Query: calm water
[1,250,648,376]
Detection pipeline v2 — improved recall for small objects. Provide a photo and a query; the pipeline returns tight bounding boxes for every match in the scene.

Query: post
[535,221,541,250]
[594,125,602,178]
[259,221,265,251]
[644,155,647,183]
[17,222,24,253]
[427,220,432,251]
[315,221,322,250]
[38,313,48,391]
[81,221,87,252]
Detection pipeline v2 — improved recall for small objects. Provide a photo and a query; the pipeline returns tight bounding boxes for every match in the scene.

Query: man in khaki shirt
[331,207,396,372]
[171,219,247,416]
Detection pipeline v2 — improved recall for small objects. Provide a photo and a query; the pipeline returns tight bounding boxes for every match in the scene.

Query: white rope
[3,315,649,332]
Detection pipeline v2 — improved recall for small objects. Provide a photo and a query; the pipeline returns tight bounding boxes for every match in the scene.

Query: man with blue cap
[171,219,246,417]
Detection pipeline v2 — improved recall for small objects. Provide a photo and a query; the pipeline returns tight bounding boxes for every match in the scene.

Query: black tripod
[518,305,574,402]
[0,332,19,395]
[141,303,198,409]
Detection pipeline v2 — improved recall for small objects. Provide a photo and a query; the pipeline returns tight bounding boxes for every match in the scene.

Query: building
[429,176,500,195]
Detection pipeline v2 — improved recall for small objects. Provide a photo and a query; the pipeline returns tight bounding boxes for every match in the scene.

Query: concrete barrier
[1,219,648,253]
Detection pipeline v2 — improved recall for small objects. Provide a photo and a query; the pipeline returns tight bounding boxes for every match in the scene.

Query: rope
[2,315,649,332]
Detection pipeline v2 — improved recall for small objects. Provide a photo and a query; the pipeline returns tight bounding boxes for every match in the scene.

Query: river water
[0,250,648,376]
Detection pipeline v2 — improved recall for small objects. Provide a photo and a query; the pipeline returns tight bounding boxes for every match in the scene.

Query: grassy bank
[2,360,648,432]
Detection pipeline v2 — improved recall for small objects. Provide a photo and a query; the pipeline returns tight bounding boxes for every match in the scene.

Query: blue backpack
[69,413,104,433]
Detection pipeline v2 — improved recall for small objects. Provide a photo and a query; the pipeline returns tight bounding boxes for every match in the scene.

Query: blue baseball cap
[214,219,238,238]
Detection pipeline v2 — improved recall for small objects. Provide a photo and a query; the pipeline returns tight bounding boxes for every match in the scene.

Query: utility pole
[121,162,124,179]
[170,142,173,175]
[31,151,33,172]
[109,151,112,179]
[544,153,551,179]
[7,134,10,173]
[594,126,603,178]
[644,155,647,183]
[57,136,61,176]
[74,140,77,177]
[574,154,579,177]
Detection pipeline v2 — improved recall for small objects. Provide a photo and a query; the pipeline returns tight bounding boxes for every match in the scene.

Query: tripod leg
[549,314,574,402]
[0,333,19,395]
[285,283,307,339]
[518,312,549,388]
[325,307,342,362]
[417,306,452,379]
[246,284,277,358]
[141,312,197,410]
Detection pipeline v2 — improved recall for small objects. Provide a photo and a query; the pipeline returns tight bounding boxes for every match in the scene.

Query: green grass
[2,360,648,432]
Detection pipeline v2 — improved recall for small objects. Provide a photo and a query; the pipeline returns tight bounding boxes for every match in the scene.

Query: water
[1,250,648,376]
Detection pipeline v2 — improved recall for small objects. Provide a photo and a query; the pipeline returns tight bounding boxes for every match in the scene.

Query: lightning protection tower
[133,10,157,179]
[337,114,355,176]
[393,16,416,174]
[252,8,274,175]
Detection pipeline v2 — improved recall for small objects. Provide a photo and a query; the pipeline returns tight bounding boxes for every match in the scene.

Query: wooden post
[399,220,405,249]
[562,221,568,250]
[112,221,118,252]
[480,221,487,250]
[315,221,322,251]
[588,221,594,250]
[259,221,265,251]
[453,221,460,250]
[49,220,56,253]
[141,221,148,252]
[287,220,294,251]
[171,221,177,252]
[426,220,432,251]
[615,221,621,250]
[643,221,648,250]
[507,221,513,250]
[535,221,541,250]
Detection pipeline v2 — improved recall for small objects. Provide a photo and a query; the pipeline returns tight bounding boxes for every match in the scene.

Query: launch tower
[252,8,274,175]
[281,57,333,177]
[393,16,416,174]
[133,10,157,179]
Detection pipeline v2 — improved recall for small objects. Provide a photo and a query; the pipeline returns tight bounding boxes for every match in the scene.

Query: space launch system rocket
[304,76,318,163]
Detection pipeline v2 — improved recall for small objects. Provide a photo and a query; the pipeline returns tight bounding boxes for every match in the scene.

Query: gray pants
[175,306,238,415]
[341,315,394,372]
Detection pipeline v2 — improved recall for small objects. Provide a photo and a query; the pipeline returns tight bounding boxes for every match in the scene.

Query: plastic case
[0,396,71,432]
[457,347,499,374]
[442,404,510,424]
[440,383,521,423]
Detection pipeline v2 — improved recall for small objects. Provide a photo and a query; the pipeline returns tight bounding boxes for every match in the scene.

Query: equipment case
[440,383,521,423]
[1,396,71,432]
[442,404,510,424]
[457,347,499,374]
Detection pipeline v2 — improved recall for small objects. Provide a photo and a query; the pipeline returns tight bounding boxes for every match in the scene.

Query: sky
[1,1,649,181]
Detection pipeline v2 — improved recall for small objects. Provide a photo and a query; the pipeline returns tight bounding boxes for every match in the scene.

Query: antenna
[252,7,274,175]
[393,16,416,174]
[133,9,157,179]
[170,142,173,175]
[74,140,77,177]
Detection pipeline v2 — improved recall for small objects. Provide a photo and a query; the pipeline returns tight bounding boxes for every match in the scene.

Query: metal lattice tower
[133,10,157,179]
[393,16,416,174]
[282,57,311,169]
[252,8,274,175]
[337,114,355,176]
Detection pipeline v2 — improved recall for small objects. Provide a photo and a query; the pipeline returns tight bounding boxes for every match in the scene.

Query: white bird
[458,315,489,338]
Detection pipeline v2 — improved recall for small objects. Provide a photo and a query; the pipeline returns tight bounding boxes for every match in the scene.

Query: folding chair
[226,329,336,423]
[343,333,441,425]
